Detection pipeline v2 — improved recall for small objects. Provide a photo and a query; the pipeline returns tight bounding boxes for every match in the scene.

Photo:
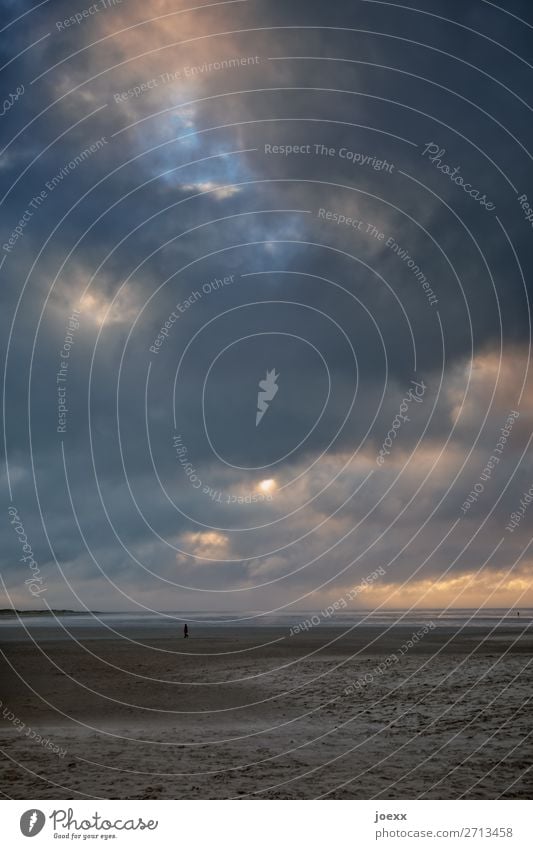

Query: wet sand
[1,625,532,799]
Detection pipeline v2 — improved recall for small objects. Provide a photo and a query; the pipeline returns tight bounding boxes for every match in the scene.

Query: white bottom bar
[2,799,532,848]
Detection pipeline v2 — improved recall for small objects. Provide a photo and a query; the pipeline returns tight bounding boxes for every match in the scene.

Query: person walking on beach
[184,623,189,638]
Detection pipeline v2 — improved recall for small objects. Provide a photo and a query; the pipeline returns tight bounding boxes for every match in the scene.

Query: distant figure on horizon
[184,623,189,638]
[517,610,520,617]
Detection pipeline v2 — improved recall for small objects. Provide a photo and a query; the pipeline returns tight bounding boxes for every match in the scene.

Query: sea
[0,607,531,641]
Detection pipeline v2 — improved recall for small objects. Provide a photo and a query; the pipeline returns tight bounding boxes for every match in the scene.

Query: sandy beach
[1,622,532,799]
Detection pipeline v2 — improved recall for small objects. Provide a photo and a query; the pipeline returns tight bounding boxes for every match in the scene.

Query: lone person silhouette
[184,623,189,638]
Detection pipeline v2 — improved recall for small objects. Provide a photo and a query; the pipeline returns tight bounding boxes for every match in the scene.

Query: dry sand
[1,625,532,799]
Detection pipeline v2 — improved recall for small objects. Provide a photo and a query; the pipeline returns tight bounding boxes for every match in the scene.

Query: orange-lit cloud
[333,564,533,609]
[179,530,229,559]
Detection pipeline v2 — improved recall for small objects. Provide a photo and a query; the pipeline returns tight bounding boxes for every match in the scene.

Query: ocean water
[0,607,531,637]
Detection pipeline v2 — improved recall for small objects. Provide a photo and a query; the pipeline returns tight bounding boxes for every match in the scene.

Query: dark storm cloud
[1,0,532,611]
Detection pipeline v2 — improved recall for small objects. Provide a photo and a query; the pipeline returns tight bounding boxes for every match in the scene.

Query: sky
[1,0,533,613]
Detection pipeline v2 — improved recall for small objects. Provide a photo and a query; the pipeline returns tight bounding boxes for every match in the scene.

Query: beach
[1,618,532,799]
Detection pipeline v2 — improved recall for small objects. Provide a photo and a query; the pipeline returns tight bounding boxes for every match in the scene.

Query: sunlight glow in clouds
[80,289,139,326]
[180,181,241,199]
[258,479,276,493]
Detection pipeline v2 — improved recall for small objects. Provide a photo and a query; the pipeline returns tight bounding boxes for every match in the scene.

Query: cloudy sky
[1,0,532,613]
